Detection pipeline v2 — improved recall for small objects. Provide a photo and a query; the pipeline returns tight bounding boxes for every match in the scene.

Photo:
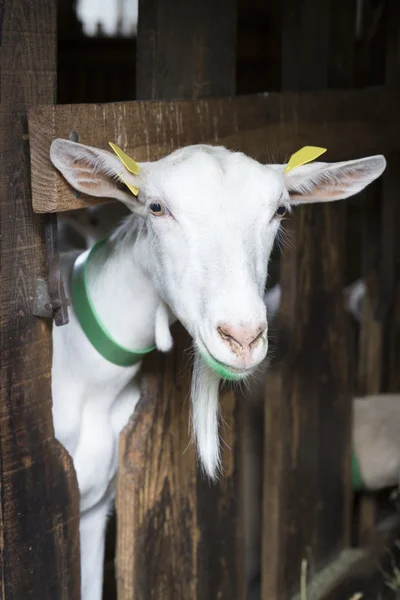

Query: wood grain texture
[116,1,244,599]
[382,0,400,396]
[262,3,358,598]
[116,333,198,600]
[356,0,400,543]
[263,210,352,598]
[28,87,400,213]
[0,0,80,598]
[116,328,241,600]
[136,0,236,100]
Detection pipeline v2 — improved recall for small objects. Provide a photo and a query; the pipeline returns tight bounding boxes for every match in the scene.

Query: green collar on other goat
[71,239,155,367]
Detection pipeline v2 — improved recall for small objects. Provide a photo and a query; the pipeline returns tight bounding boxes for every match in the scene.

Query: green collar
[201,352,252,382]
[71,239,155,367]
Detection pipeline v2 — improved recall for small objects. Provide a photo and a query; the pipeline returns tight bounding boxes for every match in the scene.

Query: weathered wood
[136,0,236,100]
[356,0,400,543]
[0,0,80,598]
[116,334,198,600]
[262,3,358,598]
[116,1,243,600]
[28,88,400,213]
[116,329,242,600]
[382,0,400,396]
[355,179,387,541]
[263,210,352,598]
[281,0,330,90]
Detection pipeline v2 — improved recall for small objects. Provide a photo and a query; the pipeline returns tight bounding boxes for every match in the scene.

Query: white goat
[50,139,385,600]
[58,203,130,251]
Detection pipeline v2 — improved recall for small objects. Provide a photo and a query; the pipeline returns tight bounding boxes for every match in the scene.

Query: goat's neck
[85,229,160,351]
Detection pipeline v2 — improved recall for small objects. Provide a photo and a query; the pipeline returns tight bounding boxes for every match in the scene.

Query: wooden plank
[28,87,400,213]
[263,208,353,598]
[281,0,330,90]
[0,0,80,598]
[385,0,400,86]
[356,0,400,542]
[136,0,236,100]
[116,1,243,600]
[382,0,400,396]
[262,3,358,598]
[116,336,198,600]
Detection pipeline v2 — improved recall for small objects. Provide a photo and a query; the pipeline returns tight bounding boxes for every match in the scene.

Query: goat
[50,139,385,600]
[58,203,130,251]
[244,284,400,597]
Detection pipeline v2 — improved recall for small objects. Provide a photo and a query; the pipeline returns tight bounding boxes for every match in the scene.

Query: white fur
[155,300,174,352]
[50,139,385,600]
[191,351,222,477]
[344,278,366,321]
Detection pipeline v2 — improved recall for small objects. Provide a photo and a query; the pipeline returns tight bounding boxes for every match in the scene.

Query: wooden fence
[0,0,399,599]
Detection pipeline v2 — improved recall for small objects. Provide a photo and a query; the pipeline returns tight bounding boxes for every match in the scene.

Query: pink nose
[217,322,267,354]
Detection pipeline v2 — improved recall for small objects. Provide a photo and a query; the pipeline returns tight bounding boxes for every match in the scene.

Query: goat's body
[53,242,150,598]
[49,140,386,600]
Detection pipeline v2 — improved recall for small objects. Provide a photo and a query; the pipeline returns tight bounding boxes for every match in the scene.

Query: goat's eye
[275,205,287,218]
[149,202,168,216]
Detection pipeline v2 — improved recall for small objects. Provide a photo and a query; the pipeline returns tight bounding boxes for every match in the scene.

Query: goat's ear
[50,139,146,216]
[284,155,386,205]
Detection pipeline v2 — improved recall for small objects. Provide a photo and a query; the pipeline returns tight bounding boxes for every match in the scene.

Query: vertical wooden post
[262,2,356,597]
[116,2,244,599]
[382,0,400,396]
[0,0,80,598]
[356,0,400,542]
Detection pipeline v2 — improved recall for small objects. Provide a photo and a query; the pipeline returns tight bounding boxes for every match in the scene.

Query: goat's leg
[80,494,114,600]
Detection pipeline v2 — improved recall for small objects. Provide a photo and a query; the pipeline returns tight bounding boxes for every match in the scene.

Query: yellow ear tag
[109,142,140,197]
[109,142,141,175]
[118,177,140,197]
[283,146,327,173]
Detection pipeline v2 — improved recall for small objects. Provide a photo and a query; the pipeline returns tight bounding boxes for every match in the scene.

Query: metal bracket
[33,213,70,326]
[33,278,55,318]
[33,129,80,326]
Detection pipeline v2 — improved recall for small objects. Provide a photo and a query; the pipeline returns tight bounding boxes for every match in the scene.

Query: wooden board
[28,87,400,213]
[116,1,244,599]
[116,329,241,600]
[262,2,358,598]
[0,0,80,598]
[355,0,400,545]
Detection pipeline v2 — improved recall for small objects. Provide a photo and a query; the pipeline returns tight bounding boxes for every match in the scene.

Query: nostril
[217,326,243,348]
[249,328,264,349]
[217,322,267,351]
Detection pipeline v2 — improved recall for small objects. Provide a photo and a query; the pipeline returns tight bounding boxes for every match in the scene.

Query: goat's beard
[191,350,222,480]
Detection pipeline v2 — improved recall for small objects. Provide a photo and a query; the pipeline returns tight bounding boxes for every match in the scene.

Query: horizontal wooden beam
[28,88,400,213]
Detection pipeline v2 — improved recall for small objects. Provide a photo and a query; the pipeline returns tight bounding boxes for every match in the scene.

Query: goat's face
[137,147,283,378]
[50,140,386,380]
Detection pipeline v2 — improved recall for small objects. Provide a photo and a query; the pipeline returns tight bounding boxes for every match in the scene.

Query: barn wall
[0,0,80,598]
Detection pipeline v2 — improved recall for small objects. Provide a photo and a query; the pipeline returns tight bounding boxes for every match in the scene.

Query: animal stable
[1,0,400,599]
